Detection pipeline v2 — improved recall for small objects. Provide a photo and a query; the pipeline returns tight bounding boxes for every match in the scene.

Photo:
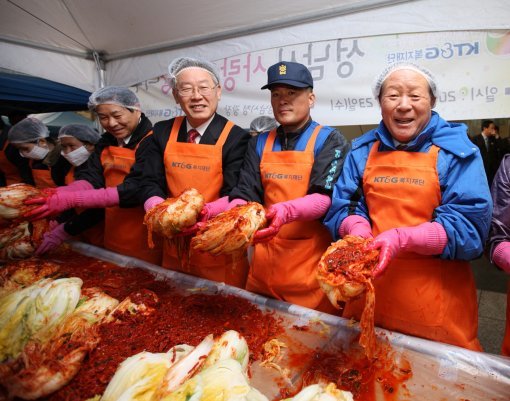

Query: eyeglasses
[177,84,218,97]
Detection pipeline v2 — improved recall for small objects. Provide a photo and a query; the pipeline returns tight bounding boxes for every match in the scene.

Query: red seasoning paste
[12,249,283,401]
[1,248,412,401]
[281,335,413,401]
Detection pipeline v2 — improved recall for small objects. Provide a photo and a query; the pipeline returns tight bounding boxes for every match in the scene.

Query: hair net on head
[58,124,101,144]
[168,57,220,88]
[372,62,438,101]
[88,86,141,111]
[250,116,278,133]
[8,117,49,143]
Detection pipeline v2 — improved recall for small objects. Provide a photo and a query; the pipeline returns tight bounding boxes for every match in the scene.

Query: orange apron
[163,116,249,288]
[0,141,22,185]
[343,141,481,350]
[502,282,510,356]
[64,167,104,248]
[64,166,75,185]
[101,142,162,265]
[30,160,55,189]
[246,126,336,313]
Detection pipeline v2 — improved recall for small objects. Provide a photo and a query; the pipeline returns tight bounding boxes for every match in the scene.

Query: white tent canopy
[1,0,508,90]
[1,0,509,125]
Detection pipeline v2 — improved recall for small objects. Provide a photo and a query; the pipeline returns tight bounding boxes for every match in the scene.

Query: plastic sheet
[70,241,510,400]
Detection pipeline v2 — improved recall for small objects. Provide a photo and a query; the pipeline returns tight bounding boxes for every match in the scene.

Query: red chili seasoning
[39,249,283,400]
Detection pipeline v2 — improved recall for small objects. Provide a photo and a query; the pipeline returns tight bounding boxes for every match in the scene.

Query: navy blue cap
[261,61,313,90]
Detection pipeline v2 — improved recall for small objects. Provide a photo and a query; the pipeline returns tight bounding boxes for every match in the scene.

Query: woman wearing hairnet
[140,57,250,286]
[324,63,492,350]
[249,116,278,137]
[0,117,34,186]
[26,87,162,264]
[8,117,72,188]
[35,124,105,254]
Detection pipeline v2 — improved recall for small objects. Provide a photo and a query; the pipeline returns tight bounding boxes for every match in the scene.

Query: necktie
[188,129,200,144]
[396,144,407,150]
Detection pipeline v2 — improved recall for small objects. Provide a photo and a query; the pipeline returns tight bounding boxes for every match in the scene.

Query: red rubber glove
[35,223,72,255]
[24,187,119,220]
[253,193,331,243]
[492,242,510,274]
[368,222,448,278]
[339,215,373,239]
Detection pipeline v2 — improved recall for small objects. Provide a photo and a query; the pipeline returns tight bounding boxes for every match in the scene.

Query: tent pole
[93,51,105,89]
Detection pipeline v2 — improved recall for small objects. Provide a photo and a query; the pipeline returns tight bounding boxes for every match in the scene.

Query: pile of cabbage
[0,183,49,261]
[93,330,354,401]
[0,272,120,399]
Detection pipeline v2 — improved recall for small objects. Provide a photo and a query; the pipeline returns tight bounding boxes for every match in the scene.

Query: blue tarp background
[0,72,91,115]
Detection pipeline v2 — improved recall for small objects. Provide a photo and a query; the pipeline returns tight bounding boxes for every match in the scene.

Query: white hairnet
[88,86,141,111]
[58,124,101,144]
[8,117,49,143]
[372,62,438,101]
[250,116,278,133]
[168,57,220,88]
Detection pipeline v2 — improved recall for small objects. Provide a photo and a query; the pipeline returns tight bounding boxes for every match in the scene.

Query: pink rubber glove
[226,198,247,210]
[339,215,373,239]
[24,187,119,220]
[175,197,247,237]
[368,222,448,278]
[35,223,72,255]
[40,181,94,197]
[253,193,331,243]
[144,196,165,212]
[200,196,230,220]
[492,242,510,274]
[57,180,94,193]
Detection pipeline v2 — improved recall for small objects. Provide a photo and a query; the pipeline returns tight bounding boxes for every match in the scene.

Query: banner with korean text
[131,30,510,127]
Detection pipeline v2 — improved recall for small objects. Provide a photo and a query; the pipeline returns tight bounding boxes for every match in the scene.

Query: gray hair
[168,57,220,89]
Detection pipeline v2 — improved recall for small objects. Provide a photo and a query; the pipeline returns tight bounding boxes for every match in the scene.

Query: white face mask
[20,145,49,160]
[61,146,91,166]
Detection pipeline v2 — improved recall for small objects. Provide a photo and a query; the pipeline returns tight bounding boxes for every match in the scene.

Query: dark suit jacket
[471,134,509,185]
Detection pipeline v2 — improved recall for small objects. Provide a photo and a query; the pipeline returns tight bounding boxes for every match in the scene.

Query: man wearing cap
[202,61,349,311]
[140,57,251,286]
[25,86,163,264]
[324,63,491,350]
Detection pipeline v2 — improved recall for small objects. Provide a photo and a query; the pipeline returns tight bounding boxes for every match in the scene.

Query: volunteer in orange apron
[141,57,250,286]
[0,118,34,186]
[25,87,162,265]
[487,154,510,356]
[212,61,349,311]
[324,63,491,350]
[8,117,71,189]
[34,124,105,255]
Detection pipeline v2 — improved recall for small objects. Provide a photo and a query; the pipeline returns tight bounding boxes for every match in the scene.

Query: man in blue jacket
[324,62,492,350]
